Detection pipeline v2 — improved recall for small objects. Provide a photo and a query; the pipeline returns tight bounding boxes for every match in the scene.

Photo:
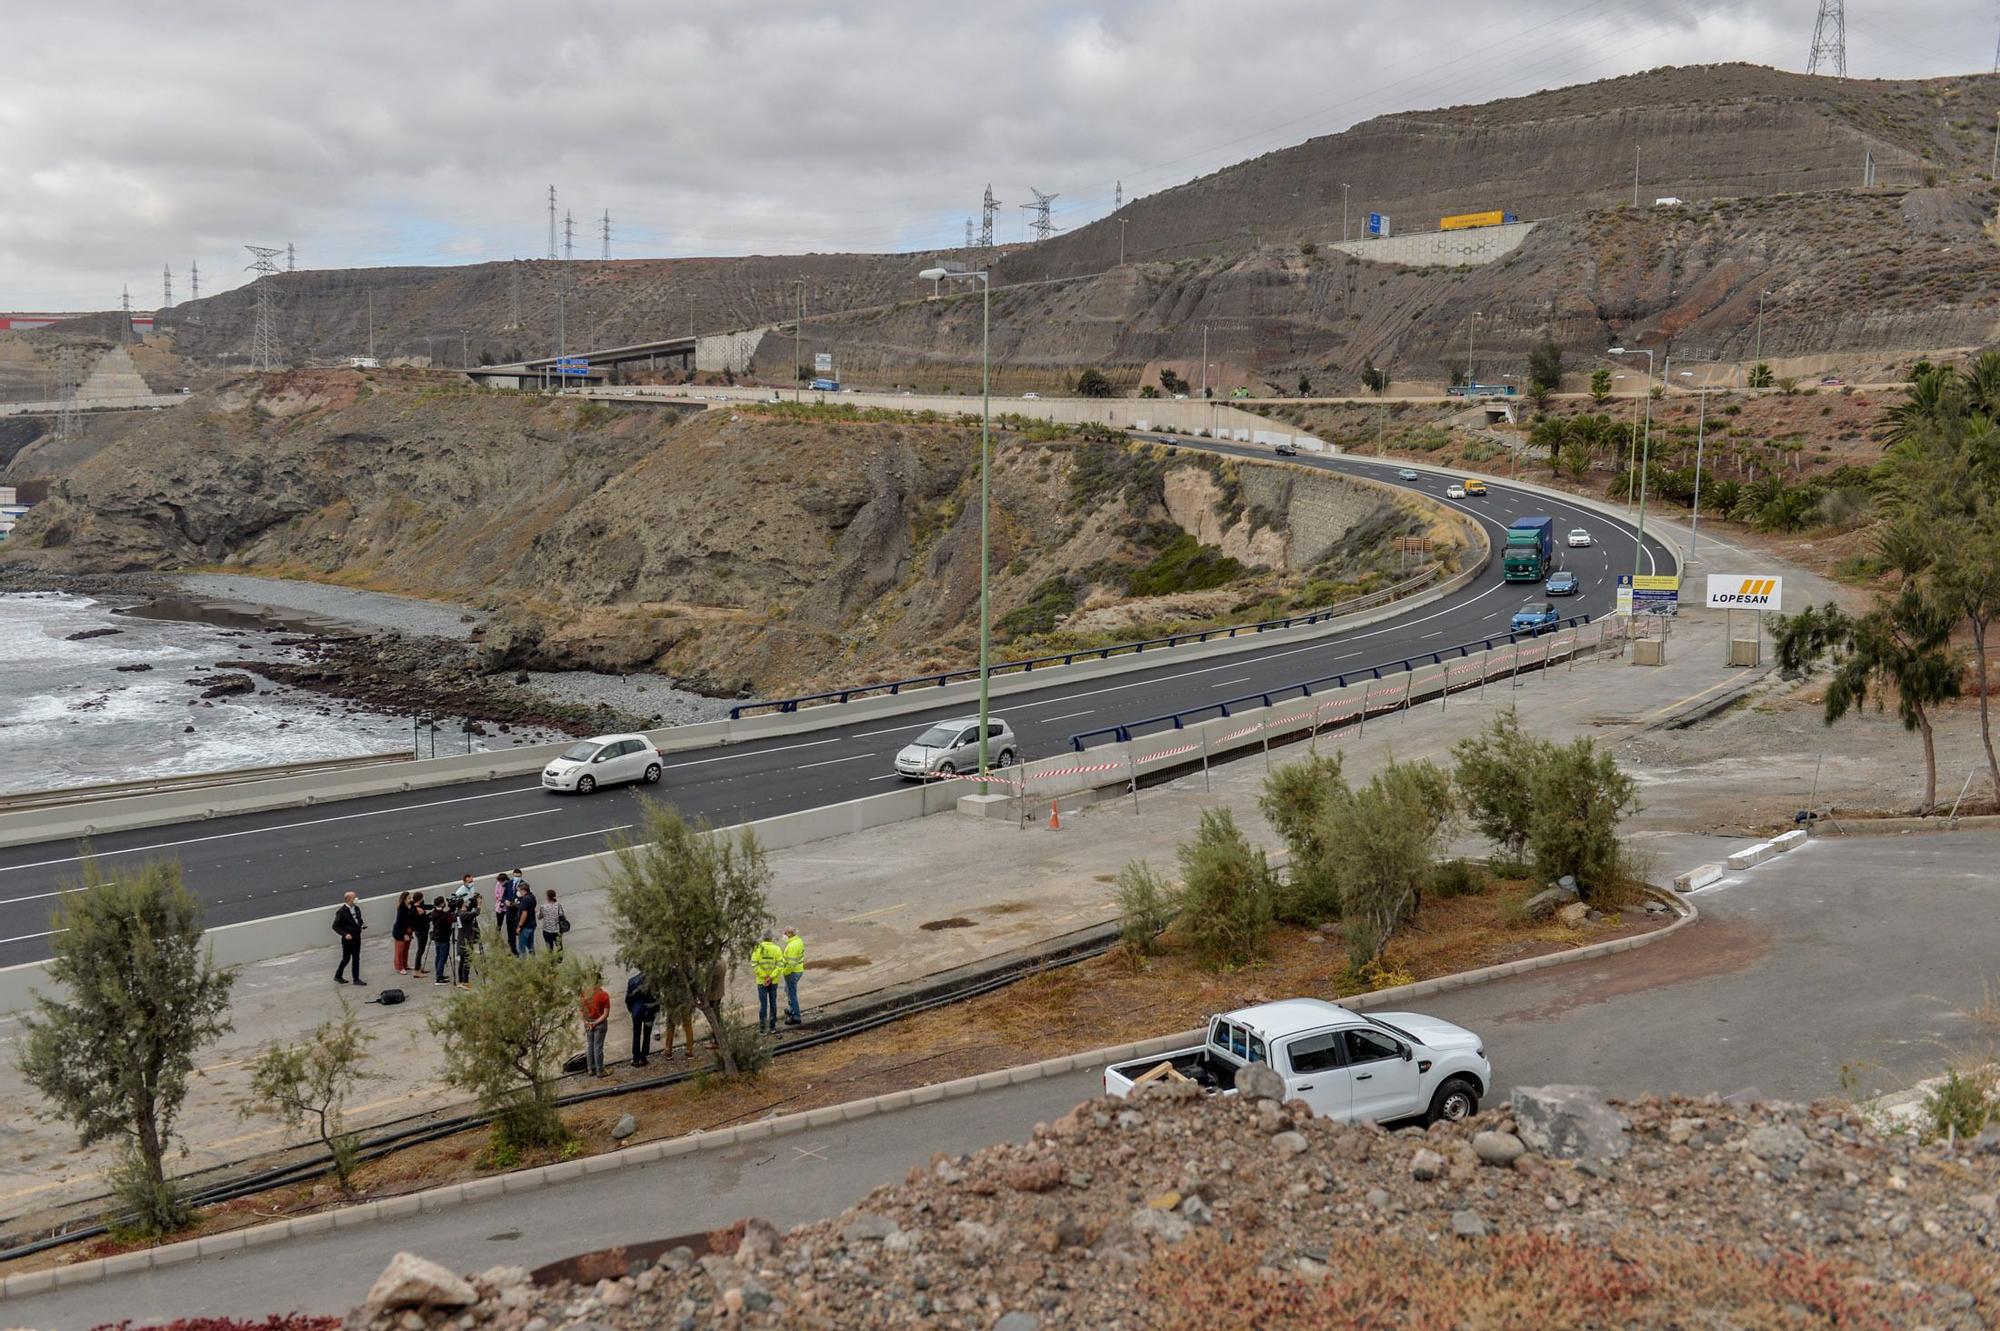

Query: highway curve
[0,454,1673,965]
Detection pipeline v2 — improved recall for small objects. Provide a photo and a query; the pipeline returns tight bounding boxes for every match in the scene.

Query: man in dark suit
[332,891,367,986]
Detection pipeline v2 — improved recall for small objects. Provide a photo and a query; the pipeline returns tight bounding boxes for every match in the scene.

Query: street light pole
[1609,347,1655,587]
[1691,382,1708,562]
[919,267,995,792]
[1341,183,1350,243]
[1753,289,1770,369]
[1466,312,1481,387]
[794,278,805,403]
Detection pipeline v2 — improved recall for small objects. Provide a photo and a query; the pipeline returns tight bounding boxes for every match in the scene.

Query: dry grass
[13,874,1661,1275]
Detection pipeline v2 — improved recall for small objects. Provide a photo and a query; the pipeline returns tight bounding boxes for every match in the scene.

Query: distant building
[348,356,380,369]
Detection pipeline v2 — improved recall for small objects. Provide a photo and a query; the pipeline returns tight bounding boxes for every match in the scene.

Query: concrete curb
[0,881,1694,1299]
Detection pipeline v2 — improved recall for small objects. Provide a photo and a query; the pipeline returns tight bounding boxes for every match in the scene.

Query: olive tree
[242,1003,373,1190]
[18,860,235,1235]
[1450,708,1540,867]
[602,801,773,1076]
[1319,759,1457,965]
[1176,808,1276,968]
[430,948,594,1150]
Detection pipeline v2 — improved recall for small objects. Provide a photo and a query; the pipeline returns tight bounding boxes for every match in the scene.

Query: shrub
[1258,754,1346,923]
[1126,532,1246,597]
[1076,368,1114,398]
[995,575,1078,640]
[1429,858,1482,898]
[242,1003,373,1191]
[1176,808,1276,968]
[1525,738,1642,899]
[430,949,594,1151]
[1320,760,1456,966]
[1114,860,1181,955]
[1922,1065,1999,1144]
[705,1008,773,1083]
[1450,709,1539,862]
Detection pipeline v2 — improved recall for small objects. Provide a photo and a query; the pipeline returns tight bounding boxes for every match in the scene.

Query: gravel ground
[352,1086,2000,1330]
[175,573,487,640]
[517,667,738,727]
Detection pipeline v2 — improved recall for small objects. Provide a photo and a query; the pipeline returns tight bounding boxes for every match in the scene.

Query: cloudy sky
[2,0,1990,309]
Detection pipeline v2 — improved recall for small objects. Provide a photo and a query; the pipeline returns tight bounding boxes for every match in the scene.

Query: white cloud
[0,0,1988,307]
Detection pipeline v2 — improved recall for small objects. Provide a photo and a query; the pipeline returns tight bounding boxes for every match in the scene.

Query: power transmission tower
[507,263,522,330]
[190,259,200,302]
[964,218,974,249]
[1807,0,1846,75]
[979,185,1001,248]
[563,211,574,260]
[121,285,133,341]
[163,264,172,308]
[1026,189,1059,241]
[1114,180,1122,210]
[547,185,558,260]
[601,209,611,260]
[244,244,285,370]
[287,242,296,271]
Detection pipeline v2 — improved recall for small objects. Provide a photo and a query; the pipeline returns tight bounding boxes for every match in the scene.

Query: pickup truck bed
[1105,1048,1240,1094]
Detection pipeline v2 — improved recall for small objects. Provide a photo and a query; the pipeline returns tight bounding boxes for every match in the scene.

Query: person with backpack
[332,892,367,986]
[625,972,659,1067]
[542,888,568,954]
[430,895,453,985]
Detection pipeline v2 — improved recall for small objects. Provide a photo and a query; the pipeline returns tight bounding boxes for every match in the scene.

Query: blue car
[1510,602,1561,634]
[1545,570,1579,596]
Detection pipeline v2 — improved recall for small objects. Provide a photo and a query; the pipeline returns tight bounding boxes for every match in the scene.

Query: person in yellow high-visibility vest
[751,931,785,1034]
[780,927,806,1026]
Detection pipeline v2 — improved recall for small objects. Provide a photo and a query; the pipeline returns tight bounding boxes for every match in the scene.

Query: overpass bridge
[465,326,770,389]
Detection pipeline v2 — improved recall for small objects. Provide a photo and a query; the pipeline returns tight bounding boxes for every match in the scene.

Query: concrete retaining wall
[1327,222,1535,269]
[694,328,768,374]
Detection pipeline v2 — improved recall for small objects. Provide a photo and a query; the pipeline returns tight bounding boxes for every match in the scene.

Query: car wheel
[936,762,956,776]
[997,748,1016,767]
[1427,1077,1479,1125]
[642,763,662,784]
[576,775,596,795]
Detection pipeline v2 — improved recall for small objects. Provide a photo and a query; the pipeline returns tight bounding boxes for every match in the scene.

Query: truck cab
[1102,998,1489,1126]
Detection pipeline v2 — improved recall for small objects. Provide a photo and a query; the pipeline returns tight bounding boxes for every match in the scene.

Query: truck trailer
[1502,516,1555,581]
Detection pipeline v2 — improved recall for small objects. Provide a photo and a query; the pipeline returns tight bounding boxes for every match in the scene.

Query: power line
[1807,0,1847,75]
[244,244,285,370]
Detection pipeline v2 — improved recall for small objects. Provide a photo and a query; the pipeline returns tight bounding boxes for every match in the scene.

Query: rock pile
[347,1084,2000,1330]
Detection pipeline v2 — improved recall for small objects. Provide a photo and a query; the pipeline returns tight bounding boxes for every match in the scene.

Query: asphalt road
[15,827,1991,1328]
[0,454,1672,964]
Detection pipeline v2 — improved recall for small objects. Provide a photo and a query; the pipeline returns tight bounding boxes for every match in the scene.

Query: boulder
[1522,881,1581,921]
[198,672,257,698]
[1742,1123,1809,1164]
[1556,901,1590,928]
[364,1252,478,1311]
[1451,1209,1491,1239]
[611,1113,637,1140]
[1235,1062,1286,1103]
[1512,1085,1630,1160]
[1472,1130,1525,1166]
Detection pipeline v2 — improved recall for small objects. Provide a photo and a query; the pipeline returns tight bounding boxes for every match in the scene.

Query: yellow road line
[1635,676,1747,724]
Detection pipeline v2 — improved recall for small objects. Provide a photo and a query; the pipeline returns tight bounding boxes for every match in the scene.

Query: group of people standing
[336,871,573,990]
[573,927,809,1078]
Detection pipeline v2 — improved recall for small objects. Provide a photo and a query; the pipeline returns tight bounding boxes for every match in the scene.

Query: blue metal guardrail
[1066,614,1593,750]
[726,567,1440,719]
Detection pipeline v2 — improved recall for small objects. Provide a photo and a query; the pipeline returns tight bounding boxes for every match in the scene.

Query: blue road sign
[1367,212,1389,237]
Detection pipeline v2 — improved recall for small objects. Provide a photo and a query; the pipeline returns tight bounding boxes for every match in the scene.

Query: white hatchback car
[542,733,665,794]
[1445,483,1467,499]
[894,715,1017,780]
[1568,528,1593,548]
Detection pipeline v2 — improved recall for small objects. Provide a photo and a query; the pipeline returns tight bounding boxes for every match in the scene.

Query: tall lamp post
[1677,365,1718,563]
[1608,347,1655,589]
[919,266,995,790]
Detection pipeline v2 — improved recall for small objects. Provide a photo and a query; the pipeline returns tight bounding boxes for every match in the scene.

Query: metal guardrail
[727,565,1444,719]
[1068,614,1594,749]
[0,750,412,813]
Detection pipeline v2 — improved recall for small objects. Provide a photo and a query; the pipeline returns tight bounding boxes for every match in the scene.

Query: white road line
[1035,709,1096,723]
[850,727,915,738]
[519,825,632,848]
[463,809,562,827]
[0,929,59,945]
[865,773,900,782]
[0,785,544,879]
[666,737,841,770]
[796,753,877,770]
[1209,676,1251,689]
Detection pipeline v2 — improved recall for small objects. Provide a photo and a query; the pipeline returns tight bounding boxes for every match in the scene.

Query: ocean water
[0,591,433,794]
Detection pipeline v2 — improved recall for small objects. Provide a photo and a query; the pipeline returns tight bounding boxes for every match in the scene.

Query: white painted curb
[1725,842,1776,870]
[0,884,1694,1298]
[1770,829,1808,853]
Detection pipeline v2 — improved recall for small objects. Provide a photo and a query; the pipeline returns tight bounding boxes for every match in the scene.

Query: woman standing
[542,888,566,954]
[390,891,414,975]
[410,893,432,972]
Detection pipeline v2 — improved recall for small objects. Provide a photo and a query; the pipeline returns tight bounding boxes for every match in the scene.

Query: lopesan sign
[1706,574,1783,609]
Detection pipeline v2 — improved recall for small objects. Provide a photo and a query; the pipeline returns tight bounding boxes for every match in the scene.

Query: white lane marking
[865,772,900,782]
[463,809,562,827]
[796,753,878,770]
[666,737,840,770]
[850,726,915,738]
[519,825,633,848]
[1034,709,1095,723]
[1209,676,1251,689]
[0,929,59,945]
[0,785,544,879]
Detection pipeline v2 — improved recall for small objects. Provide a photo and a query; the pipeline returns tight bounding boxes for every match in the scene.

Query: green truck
[1502,516,1555,582]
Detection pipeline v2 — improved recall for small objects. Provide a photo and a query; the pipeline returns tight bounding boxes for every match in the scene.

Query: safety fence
[727,565,1442,718]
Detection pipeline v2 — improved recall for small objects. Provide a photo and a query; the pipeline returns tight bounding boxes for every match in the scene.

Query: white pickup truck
[1103,998,1490,1126]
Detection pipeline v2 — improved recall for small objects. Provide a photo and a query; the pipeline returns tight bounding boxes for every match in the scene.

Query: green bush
[1429,858,1482,898]
[1321,760,1457,966]
[995,575,1079,640]
[1922,1065,1999,1143]
[1450,709,1539,862]
[1257,754,1346,924]
[1176,808,1276,968]
[1525,738,1642,899]
[1126,532,1246,597]
[1114,860,1181,955]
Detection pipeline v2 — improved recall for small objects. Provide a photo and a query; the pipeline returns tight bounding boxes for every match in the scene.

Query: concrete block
[457,1176,507,1203]
[1674,863,1725,892]
[872,1089,914,1112]
[735,1120,775,1143]
[1008,1062,1045,1085]
[1771,830,1808,853]
[54,1260,108,1286]
[954,793,1017,820]
[4,1268,57,1297]
[582,1152,626,1174]
[419,1186,466,1213]
[805,1105,845,1129]
[100,1249,155,1275]
[658,1136,699,1159]
[289,1211,337,1236]
[332,1202,380,1229]
[910,1083,946,1106]
[1726,842,1776,870]
[976,1069,1015,1092]
[243,1219,302,1246]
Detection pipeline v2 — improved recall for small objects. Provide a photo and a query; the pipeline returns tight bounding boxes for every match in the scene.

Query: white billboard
[1705,574,1783,610]
[813,352,833,375]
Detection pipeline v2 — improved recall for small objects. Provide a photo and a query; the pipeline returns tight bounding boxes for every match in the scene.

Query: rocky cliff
[3,373,1427,696]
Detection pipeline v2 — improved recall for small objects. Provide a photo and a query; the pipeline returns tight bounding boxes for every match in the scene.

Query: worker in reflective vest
[781,927,806,1026]
[752,932,785,1034]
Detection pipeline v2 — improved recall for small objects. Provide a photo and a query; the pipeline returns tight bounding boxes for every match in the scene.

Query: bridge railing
[1067,614,1595,749]
[726,565,1442,720]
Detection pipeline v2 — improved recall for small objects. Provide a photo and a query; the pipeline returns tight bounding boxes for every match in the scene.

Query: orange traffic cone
[1048,799,1062,831]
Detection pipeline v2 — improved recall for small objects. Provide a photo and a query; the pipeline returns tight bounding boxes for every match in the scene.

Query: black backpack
[373,988,406,1006]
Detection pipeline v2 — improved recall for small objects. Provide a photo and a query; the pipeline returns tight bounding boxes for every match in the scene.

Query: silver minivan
[894,715,1017,780]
